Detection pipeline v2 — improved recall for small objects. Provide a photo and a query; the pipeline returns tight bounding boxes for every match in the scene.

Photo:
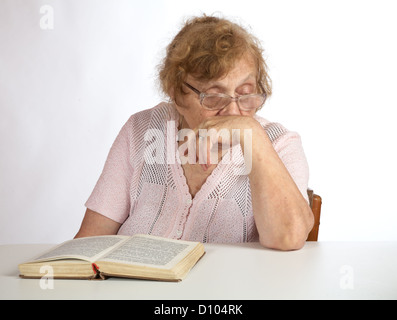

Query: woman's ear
[169,87,175,102]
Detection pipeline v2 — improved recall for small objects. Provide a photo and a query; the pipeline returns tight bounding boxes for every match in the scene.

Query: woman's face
[174,56,259,129]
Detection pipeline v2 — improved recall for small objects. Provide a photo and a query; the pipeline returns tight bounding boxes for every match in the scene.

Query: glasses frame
[183,82,267,111]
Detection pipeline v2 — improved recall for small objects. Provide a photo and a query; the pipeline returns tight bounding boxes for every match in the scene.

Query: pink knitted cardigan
[85,102,309,243]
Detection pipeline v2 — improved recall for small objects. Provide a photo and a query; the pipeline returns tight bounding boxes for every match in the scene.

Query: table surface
[1,241,396,300]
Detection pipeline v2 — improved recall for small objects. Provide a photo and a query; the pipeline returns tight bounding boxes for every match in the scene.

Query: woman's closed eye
[236,84,255,96]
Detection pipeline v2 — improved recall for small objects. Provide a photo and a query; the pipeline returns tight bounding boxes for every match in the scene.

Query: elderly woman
[75,15,314,250]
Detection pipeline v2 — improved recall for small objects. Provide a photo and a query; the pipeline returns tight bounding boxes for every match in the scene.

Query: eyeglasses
[183,82,267,111]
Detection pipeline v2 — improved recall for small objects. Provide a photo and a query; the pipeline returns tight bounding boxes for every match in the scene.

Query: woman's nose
[219,100,241,116]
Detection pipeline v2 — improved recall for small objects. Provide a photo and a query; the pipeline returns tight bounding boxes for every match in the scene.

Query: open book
[19,234,205,282]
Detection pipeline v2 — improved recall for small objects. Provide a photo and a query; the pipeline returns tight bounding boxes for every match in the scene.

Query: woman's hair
[158,15,272,109]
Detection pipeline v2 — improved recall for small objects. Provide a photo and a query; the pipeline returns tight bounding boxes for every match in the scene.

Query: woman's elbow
[259,210,315,251]
[259,233,307,251]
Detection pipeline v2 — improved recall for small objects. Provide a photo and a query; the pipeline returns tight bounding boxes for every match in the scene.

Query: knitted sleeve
[276,133,309,202]
[264,123,309,201]
[85,117,134,224]
[262,122,310,203]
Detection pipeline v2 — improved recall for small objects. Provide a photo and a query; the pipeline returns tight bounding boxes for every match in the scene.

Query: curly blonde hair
[158,15,272,109]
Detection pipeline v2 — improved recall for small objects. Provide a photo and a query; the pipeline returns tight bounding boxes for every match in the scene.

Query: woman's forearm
[247,127,314,251]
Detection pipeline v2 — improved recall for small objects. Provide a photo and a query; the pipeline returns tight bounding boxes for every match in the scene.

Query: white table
[1,242,396,300]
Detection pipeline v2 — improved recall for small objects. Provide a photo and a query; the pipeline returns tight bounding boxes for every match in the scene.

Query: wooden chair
[307,189,322,241]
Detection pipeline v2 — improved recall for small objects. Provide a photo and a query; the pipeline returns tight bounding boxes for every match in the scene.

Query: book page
[100,235,194,269]
[30,236,129,263]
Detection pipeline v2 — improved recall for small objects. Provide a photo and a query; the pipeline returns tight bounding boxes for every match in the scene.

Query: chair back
[307,189,322,241]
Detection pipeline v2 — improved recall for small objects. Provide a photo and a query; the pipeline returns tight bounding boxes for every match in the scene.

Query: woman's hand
[183,115,314,251]
[184,115,263,171]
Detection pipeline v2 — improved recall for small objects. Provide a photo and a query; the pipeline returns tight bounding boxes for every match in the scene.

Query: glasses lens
[202,95,231,110]
[239,94,266,110]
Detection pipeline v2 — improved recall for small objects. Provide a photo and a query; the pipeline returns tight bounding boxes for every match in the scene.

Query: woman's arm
[76,116,134,239]
[74,209,121,238]
[194,116,314,251]
[247,123,314,251]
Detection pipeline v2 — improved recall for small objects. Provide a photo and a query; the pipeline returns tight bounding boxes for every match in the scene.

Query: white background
[1,0,396,244]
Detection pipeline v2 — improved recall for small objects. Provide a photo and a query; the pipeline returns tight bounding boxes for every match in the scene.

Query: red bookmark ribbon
[92,263,100,274]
